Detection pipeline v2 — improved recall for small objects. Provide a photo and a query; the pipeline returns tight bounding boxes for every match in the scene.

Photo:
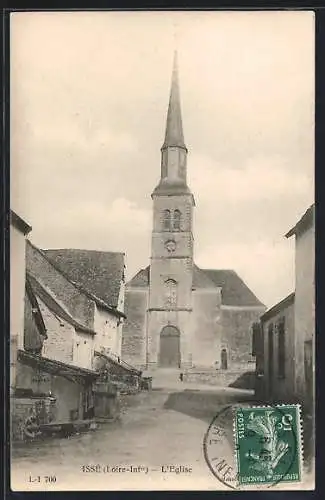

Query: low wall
[11,396,57,442]
[93,382,120,420]
[183,369,256,389]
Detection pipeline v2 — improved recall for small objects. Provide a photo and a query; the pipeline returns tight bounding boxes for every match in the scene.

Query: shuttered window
[163,209,171,230]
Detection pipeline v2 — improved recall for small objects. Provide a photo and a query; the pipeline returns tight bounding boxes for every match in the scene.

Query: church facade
[122,53,266,371]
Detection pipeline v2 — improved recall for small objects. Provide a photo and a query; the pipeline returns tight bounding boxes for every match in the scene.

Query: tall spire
[162,50,186,150]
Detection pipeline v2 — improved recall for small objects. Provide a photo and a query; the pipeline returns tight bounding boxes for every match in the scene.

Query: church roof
[43,249,125,310]
[192,265,217,288]
[201,268,264,307]
[128,264,264,307]
[127,266,150,288]
[162,50,186,150]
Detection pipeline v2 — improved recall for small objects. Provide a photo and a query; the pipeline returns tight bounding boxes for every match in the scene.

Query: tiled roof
[43,249,125,310]
[18,349,98,378]
[128,263,264,307]
[201,268,265,307]
[27,273,96,336]
[127,266,150,287]
[192,265,217,289]
[260,292,295,322]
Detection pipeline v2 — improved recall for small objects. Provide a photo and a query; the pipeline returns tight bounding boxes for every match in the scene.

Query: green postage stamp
[234,405,302,486]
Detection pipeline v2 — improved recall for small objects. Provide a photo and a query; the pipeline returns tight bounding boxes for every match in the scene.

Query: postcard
[9,10,315,491]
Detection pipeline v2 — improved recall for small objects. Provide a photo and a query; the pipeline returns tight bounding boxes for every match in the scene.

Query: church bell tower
[146,52,195,369]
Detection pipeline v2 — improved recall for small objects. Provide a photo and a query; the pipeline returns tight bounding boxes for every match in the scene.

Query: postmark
[203,403,303,490]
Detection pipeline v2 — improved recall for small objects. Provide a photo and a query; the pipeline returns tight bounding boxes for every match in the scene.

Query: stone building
[253,203,315,407]
[26,242,142,396]
[286,203,315,408]
[27,243,126,360]
[10,210,32,394]
[122,53,265,371]
[254,293,295,402]
[43,248,126,358]
[13,275,99,440]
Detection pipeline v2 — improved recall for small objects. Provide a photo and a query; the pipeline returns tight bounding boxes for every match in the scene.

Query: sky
[10,11,314,308]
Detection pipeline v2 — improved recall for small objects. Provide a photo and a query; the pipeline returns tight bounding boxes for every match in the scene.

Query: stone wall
[26,242,95,329]
[183,369,255,388]
[38,297,75,365]
[10,225,27,393]
[221,306,265,369]
[11,397,57,442]
[191,289,222,368]
[16,361,52,394]
[294,224,315,401]
[94,305,120,356]
[122,288,148,367]
[51,375,82,421]
[15,360,86,424]
[73,330,94,371]
[262,300,295,402]
[11,225,27,351]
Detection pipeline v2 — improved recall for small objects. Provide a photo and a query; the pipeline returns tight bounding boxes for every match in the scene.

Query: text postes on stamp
[234,405,302,486]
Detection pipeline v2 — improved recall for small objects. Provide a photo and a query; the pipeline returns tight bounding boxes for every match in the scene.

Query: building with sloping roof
[10,210,32,395]
[253,203,315,408]
[26,241,125,358]
[122,53,265,371]
[43,249,125,311]
[286,203,315,409]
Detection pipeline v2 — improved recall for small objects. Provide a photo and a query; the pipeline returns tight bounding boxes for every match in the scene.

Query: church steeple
[152,51,192,197]
[162,50,187,151]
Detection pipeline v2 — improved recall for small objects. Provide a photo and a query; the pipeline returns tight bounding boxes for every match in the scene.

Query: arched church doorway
[221,348,228,370]
[159,325,180,368]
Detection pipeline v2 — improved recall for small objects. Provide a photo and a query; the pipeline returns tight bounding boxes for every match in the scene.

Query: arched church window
[164,279,177,308]
[173,209,181,230]
[163,209,171,231]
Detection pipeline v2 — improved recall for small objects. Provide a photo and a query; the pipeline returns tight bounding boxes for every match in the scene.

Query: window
[173,209,181,230]
[278,317,285,379]
[164,279,177,308]
[163,209,171,231]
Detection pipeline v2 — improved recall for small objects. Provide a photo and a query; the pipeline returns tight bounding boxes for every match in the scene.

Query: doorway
[159,325,180,368]
[221,348,228,370]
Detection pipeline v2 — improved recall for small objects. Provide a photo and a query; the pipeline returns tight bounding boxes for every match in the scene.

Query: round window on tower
[164,239,176,253]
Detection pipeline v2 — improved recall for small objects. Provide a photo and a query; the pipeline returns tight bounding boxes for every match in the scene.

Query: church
[122,53,266,372]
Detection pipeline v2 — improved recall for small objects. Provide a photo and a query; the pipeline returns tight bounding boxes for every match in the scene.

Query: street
[11,376,255,491]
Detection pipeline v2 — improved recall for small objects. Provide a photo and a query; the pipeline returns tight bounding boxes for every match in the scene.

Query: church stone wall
[221,306,265,369]
[147,309,192,367]
[151,232,193,258]
[149,258,193,308]
[121,288,147,368]
[152,195,193,232]
[191,289,222,368]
